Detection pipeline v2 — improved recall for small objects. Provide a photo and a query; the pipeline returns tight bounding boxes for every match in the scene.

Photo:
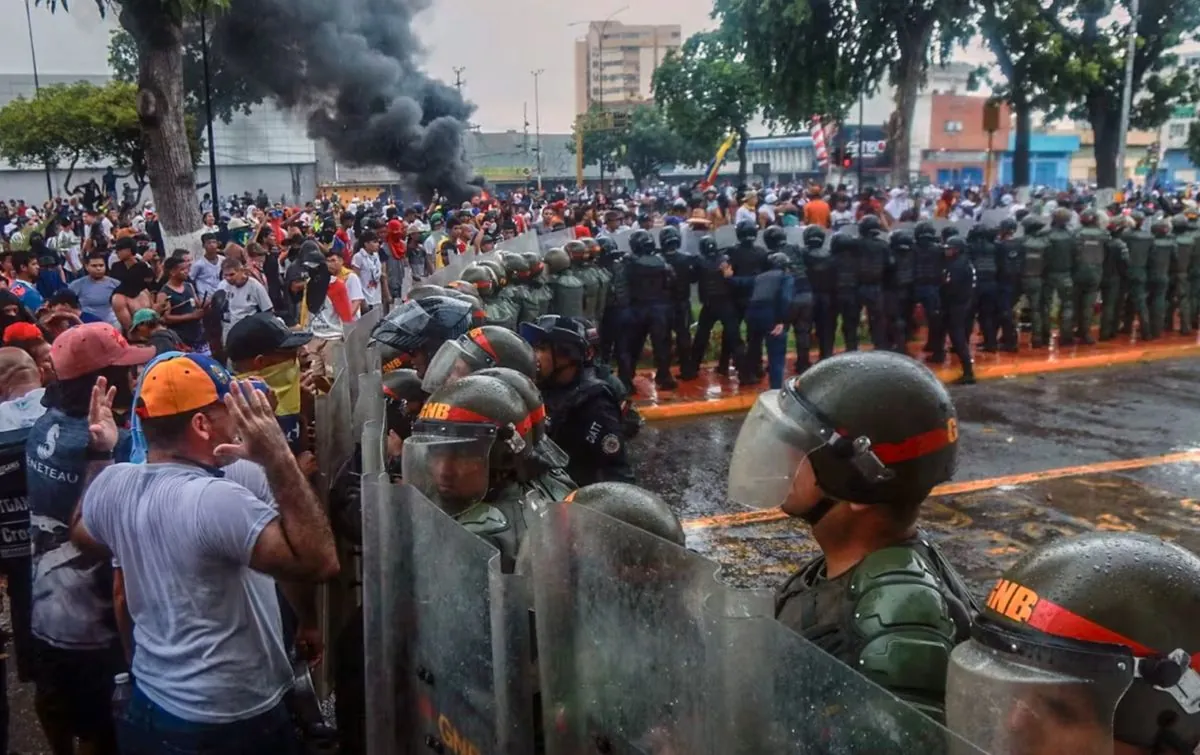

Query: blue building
[997,133,1079,189]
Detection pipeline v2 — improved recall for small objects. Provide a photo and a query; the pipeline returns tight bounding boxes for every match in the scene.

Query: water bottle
[111,672,132,721]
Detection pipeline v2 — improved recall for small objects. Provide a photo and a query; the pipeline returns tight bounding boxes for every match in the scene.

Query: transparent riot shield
[713,225,738,250]
[539,227,576,251]
[836,224,860,239]
[979,208,1011,228]
[681,226,706,256]
[315,370,354,492]
[354,370,384,433]
[519,231,540,256]
[612,229,635,253]
[892,221,918,235]
[710,595,991,755]
[375,485,537,755]
[785,227,805,247]
[954,219,976,236]
[650,227,665,249]
[361,469,397,755]
[345,308,383,406]
[530,503,726,755]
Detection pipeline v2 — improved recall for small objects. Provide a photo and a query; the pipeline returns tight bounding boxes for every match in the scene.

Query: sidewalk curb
[637,340,1200,422]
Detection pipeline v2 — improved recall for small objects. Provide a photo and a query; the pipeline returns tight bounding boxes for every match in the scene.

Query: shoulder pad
[849,546,961,717]
[456,503,509,536]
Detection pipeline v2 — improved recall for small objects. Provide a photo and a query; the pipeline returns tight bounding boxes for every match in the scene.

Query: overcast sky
[4,0,992,134]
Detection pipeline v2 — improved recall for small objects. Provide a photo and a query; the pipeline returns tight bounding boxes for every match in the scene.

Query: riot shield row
[359,446,987,754]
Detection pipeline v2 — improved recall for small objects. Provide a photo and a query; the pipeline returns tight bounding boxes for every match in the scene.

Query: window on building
[671,30,681,38]
[943,120,964,132]
[1170,123,1187,138]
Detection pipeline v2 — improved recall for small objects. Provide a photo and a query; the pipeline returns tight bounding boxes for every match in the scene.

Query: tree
[569,105,709,186]
[1187,121,1200,170]
[37,0,217,239]
[1034,0,1200,187]
[109,24,265,144]
[652,31,761,186]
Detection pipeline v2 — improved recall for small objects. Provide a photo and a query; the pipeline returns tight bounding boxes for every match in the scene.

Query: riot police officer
[620,230,676,392]
[854,215,890,349]
[1021,215,1050,348]
[369,295,474,377]
[1099,216,1131,341]
[967,225,1000,351]
[461,264,519,331]
[803,226,838,362]
[690,236,741,377]
[1166,214,1194,336]
[769,228,815,374]
[939,236,977,384]
[595,237,629,369]
[500,253,538,325]
[729,219,769,378]
[660,226,700,380]
[559,482,684,547]
[1148,217,1175,339]
[995,218,1023,352]
[544,247,586,319]
[1123,211,1154,340]
[565,239,603,323]
[419,325,538,394]
[913,221,944,356]
[947,532,1200,755]
[1073,208,1108,344]
[885,228,916,354]
[521,315,635,487]
[403,370,575,571]
[832,230,861,352]
[519,250,555,321]
[727,351,977,722]
[1045,208,1077,346]
[724,251,795,388]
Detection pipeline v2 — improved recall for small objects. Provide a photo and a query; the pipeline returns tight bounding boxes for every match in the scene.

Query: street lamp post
[1115,0,1139,192]
[532,69,544,192]
[23,0,53,200]
[569,7,628,191]
[199,1,220,205]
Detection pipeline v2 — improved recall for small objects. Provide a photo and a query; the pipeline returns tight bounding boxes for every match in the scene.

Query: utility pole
[857,91,865,189]
[453,66,466,94]
[523,103,531,192]
[532,69,544,192]
[23,0,53,200]
[199,0,219,206]
[1115,0,1139,193]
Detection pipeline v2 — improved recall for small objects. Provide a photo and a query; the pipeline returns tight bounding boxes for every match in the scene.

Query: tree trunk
[890,21,934,186]
[736,127,749,188]
[1089,98,1121,189]
[126,7,202,244]
[62,154,81,199]
[1012,96,1032,188]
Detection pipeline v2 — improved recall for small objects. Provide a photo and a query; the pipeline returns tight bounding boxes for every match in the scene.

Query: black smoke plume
[209,0,477,200]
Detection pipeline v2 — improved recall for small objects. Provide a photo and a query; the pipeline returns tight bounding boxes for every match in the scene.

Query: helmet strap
[800,496,839,526]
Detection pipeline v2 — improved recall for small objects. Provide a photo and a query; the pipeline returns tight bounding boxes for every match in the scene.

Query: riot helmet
[474,366,567,471]
[369,296,474,377]
[564,482,685,547]
[727,351,956,524]
[1079,208,1100,227]
[1052,207,1073,227]
[445,279,476,296]
[947,532,1200,755]
[698,235,720,258]
[421,326,538,395]
[735,219,759,242]
[477,259,508,290]
[763,226,788,252]
[439,289,487,327]
[914,221,938,241]
[945,236,968,257]
[1152,218,1172,237]
[767,251,790,270]
[858,214,883,235]
[461,265,498,297]
[382,368,425,440]
[519,251,545,280]
[564,240,589,263]
[407,284,448,301]
[544,248,571,274]
[1022,215,1047,235]
[403,374,540,515]
[501,252,529,281]
[1129,210,1146,229]
[1172,214,1191,233]
[520,314,592,386]
[941,226,961,243]
[629,230,656,256]
[890,230,915,252]
[659,226,682,253]
[998,218,1019,237]
[1108,216,1130,235]
[596,236,618,256]
[803,225,827,249]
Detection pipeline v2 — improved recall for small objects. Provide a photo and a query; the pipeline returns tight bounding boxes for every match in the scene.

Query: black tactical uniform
[967,226,1000,351]
[804,226,838,361]
[913,222,945,356]
[660,226,700,380]
[854,215,890,349]
[995,219,1023,352]
[728,220,769,378]
[620,230,676,391]
[595,238,629,367]
[690,236,742,376]
[885,229,916,353]
[832,232,860,351]
[940,237,977,384]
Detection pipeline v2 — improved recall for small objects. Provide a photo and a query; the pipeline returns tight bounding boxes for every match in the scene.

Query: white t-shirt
[190,254,225,298]
[351,250,383,307]
[218,277,274,342]
[341,271,364,319]
[80,460,292,724]
[735,206,758,226]
[0,387,46,431]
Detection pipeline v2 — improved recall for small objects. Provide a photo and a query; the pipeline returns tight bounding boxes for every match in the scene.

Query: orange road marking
[683,450,1200,531]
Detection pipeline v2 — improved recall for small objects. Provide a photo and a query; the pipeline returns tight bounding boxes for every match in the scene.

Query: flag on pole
[700,133,739,188]
[810,116,829,168]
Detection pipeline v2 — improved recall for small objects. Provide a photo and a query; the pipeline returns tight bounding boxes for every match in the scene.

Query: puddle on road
[690,472,1200,601]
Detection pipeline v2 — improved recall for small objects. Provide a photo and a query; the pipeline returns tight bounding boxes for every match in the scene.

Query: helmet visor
[420,339,491,394]
[946,637,1133,755]
[384,305,432,336]
[401,426,495,517]
[726,388,834,510]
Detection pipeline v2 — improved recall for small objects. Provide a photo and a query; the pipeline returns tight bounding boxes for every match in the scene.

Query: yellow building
[1067,128,1159,184]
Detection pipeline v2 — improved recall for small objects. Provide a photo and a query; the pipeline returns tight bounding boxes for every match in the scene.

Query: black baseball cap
[225,312,313,363]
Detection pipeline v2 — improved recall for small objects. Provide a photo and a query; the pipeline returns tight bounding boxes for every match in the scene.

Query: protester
[127,309,186,355]
[67,253,120,327]
[218,257,274,344]
[156,256,209,354]
[0,347,47,430]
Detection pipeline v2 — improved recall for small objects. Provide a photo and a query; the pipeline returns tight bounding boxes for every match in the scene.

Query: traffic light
[843,156,852,169]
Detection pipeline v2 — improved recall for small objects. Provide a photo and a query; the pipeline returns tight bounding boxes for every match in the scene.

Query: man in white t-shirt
[325,249,364,321]
[218,258,275,344]
[350,230,385,311]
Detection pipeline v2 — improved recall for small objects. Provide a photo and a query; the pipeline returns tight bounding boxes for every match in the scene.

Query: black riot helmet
[767,251,790,270]
[914,221,938,241]
[803,225,827,249]
[948,532,1200,755]
[596,236,618,256]
[421,325,538,394]
[998,218,1019,237]
[628,230,657,256]
[564,482,685,547]
[382,368,425,440]
[890,229,915,252]
[698,235,719,258]
[727,351,957,522]
[520,314,591,368]
[763,226,788,251]
[370,296,473,375]
[659,226,682,252]
[941,226,961,243]
[858,214,883,235]
[735,219,759,241]
[945,236,967,257]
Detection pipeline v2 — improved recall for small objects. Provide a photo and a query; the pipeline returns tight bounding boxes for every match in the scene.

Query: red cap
[50,323,155,381]
[573,225,592,239]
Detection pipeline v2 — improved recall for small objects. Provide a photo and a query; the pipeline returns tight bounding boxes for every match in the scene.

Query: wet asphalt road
[629,357,1200,598]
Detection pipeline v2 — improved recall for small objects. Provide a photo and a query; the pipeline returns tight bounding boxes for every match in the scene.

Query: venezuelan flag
[701,134,738,188]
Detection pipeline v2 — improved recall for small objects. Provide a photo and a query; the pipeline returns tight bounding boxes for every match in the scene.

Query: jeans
[117,684,299,755]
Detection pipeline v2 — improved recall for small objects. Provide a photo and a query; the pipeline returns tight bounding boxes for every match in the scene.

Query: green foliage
[569,106,622,177]
[651,31,759,181]
[569,105,707,186]
[109,25,264,141]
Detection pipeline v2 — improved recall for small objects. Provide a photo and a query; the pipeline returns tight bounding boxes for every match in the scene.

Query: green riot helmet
[1052,207,1073,227]
[735,219,759,241]
[460,264,498,298]
[564,482,685,547]
[407,284,448,301]
[421,325,538,394]
[858,214,883,235]
[595,236,618,257]
[914,221,938,241]
[767,251,790,270]
[382,367,425,439]
[445,279,476,296]
[478,259,508,290]
[519,250,545,280]
[890,229,915,252]
[544,247,572,273]
[473,366,568,470]
[659,225,682,253]
[727,351,956,523]
[628,230,656,256]
[947,532,1200,755]
[763,226,788,251]
[1107,215,1130,235]
[1172,213,1191,233]
[1152,218,1173,237]
[564,239,589,263]
[698,235,720,258]
[803,225,827,249]
[1129,209,1146,229]
[403,374,536,515]
[582,237,601,260]
[1079,208,1099,227]
[1022,215,1048,235]
[501,252,529,281]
